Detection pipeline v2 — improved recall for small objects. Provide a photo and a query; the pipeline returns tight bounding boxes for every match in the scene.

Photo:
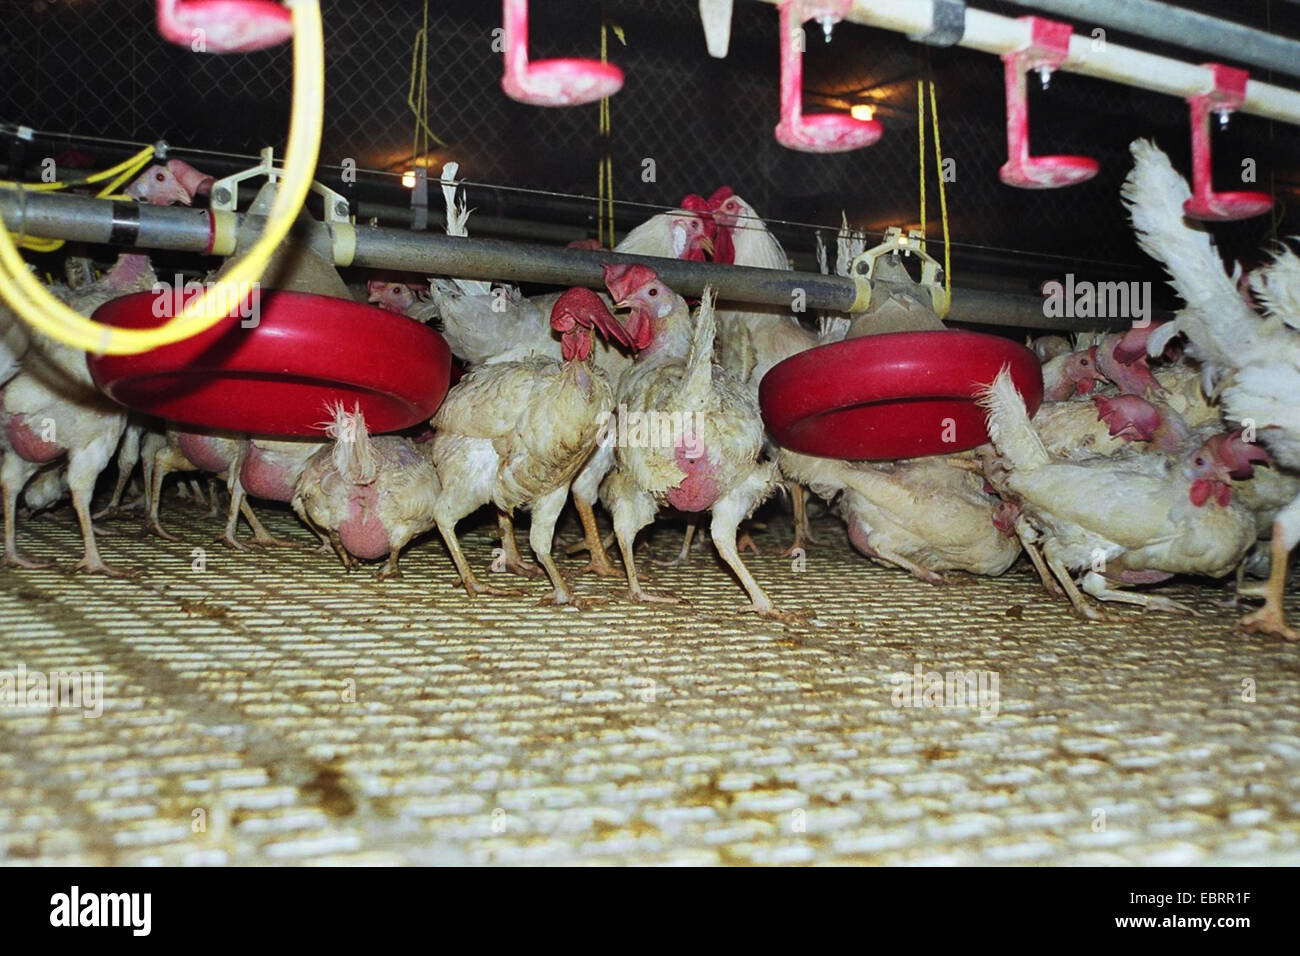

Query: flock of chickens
[1,141,1297,639]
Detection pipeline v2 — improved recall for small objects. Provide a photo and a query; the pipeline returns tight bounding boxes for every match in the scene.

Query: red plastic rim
[1000,154,1100,189]
[88,290,452,437]
[158,0,292,54]
[775,114,883,153]
[504,59,624,106]
[1184,191,1273,221]
[759,330,1044,460]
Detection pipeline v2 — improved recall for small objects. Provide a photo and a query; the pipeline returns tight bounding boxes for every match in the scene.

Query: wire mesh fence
[1,0,1296,275]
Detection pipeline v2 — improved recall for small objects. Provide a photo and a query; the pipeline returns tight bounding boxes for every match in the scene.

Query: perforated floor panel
[1,497,1298,865]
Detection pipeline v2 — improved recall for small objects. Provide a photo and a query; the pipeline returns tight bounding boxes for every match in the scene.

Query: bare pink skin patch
[240,446,298,502]
[177,432,237,474]
[4,415,63,463]
[663,441,720,513]
[338,486,390,560]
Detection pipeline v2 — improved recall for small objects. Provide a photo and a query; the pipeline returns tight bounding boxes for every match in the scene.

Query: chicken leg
[69,447,132,577]
[608,476,680,605]
[569,493,621,577]
[529,486,587,606]
[1239,504,1299,641]
[2,455,51,568]
[711,471,789,618]
[497,511,541,577]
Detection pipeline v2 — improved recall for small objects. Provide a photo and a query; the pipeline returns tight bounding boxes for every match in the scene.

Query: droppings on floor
[1,496,1298,865]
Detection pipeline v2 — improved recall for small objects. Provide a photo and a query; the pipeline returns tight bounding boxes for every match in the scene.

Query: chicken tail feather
[324,402,380,485]
[683,286,717,402]
[978,366,1050,471]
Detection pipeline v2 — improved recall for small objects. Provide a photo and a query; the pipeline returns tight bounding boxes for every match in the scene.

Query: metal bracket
[908,0,965,48]
[410,167,429,232]
[849,227,950,318]
[209,146,353,225]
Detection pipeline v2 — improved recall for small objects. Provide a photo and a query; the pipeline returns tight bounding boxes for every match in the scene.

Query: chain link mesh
[1,0,1296,273]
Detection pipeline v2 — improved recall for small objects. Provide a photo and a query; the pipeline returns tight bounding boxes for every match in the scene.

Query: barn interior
[0,0,1298,866]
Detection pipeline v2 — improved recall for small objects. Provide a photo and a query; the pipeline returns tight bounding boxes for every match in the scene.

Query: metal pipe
[750,0,1300,126]
[1,187,1129,330]
[995,0,1300,83]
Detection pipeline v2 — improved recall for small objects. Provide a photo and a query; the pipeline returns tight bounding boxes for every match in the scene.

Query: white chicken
[292,405,440,579]
[599,268,783,615]
[780,449,1021,582]
[427,287,632,605]
[426,166,712,578]
[1,162,202,573]
[1123,138,1300,639]
[981,367,1256,619]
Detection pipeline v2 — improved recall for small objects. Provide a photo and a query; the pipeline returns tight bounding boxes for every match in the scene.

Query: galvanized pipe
[750,0,1300,126]
[1,187,1128,331]
[996,0,1300,83]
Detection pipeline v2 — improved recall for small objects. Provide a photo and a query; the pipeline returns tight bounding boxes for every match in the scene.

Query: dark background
[3,0,1299,296]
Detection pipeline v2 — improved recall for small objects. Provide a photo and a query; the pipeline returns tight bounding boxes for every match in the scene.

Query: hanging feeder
[156,0,292,54]
[774,0,882,153]
[88,291,451,437]
[500,0,624,107]
[999,17,1098,189]
[759,330,1043,460]
[1183,64,1273,221]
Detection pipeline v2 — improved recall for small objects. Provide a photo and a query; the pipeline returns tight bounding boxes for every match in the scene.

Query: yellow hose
[0,0,324,355]
[4,145,155,253]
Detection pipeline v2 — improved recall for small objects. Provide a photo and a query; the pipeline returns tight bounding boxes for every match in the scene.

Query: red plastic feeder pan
[759,331,1044,460]
[88,290,452,437]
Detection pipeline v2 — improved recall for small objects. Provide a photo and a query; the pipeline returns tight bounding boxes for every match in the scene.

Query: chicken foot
[568,494,621,577]
[433,512,522,598]
[69,452,133,577]
[609,482,681,606]
[496,512,542,578]
[1239,509,1298,641]
[529,487,591,607]
[1081,571,1196,616]
[712,470,796,619]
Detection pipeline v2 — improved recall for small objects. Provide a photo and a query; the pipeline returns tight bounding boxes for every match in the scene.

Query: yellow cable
[929,81,951,297]
[917,80,926,252]
[0,144,154,193]
[0,0,325,355]
[12,148,154,253]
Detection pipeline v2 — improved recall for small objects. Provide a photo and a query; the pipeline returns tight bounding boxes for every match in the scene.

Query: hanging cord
[408,0,448,175]
[930,80,951,301]
[597,16,624,248]
[916,77,952,300]
[1,144,155,253]
[0,0,325,355]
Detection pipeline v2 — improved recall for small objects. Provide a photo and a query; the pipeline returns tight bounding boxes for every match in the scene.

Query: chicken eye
[155,172,166,182]
[1079,358,1090,367]
[1195,456,1206,466]
[648,288,658,297]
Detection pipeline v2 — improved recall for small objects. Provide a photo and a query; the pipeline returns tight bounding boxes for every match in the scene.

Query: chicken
[238,438,320,546]
[141,428,286,549]
[427,287,633,605]
[598,269,783,615]
[428,167,712,578]
[0,161,202,574]
[980,367,1256,619]
[1123,138,1300,639]
[367,278,428,316]
[780,449,1021,582]
[292,405,440,579]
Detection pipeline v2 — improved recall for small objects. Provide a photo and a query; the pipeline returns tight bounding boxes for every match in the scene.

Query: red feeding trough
[156,0,292,54]
[501,0,623,107]
[1183,64,1273,222]
[774,0,882,153]
[88,290,452,437]
[759,331,1044,460]
[999,18,1098,189]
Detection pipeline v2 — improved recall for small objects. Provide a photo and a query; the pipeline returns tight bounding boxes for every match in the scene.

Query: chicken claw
[73,556,139,579]
[627,588,683,606]
[4,551,54,570]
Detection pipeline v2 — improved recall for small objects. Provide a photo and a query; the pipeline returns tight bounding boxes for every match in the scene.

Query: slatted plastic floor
[1,495,1297,865]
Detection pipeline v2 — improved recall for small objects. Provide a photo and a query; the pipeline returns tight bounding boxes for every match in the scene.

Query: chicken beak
[698,234,714,256]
